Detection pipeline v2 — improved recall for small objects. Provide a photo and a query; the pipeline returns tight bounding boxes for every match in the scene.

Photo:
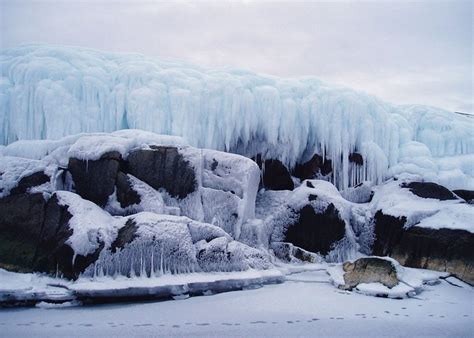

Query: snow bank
[1,45,472,190]
[0,269,73,304]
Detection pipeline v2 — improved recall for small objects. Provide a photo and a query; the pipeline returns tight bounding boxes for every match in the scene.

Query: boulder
[9,171,51,195]
[253,156,293,191]
[68,151,121,207]
[400,181,457,200]
[0,193,47,272]
[33,194,106,279]
[126,146,196,199]
[453,189,474,203]
[342,257,398,290]
[293,153,332,180]
[284,204,346,256]
[271,242,321,263]
[373,211,474,285]
[115,172,141,209]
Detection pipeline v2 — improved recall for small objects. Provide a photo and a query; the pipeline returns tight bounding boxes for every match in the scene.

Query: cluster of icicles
[83,240,199,279]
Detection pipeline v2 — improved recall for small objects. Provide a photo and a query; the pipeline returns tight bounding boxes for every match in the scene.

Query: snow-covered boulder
[270,242,322,263]
[87,212,271,277]
[341,257,399,290]
[268,180,359,261]
[370,177,474,285]
[2,131,261,239]
[0,156,56,198]
[328,256,447,298]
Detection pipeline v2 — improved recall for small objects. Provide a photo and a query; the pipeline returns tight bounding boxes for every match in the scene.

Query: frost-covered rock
[268,180,359,261]
[271,242,322,264]
[1,131,260,239]
[87,213,271,277]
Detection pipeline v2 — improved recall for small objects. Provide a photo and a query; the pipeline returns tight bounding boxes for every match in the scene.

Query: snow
[369,177,474,232]
[54,191,122,260]
[0,156,56,197]
[267,180,360,262]
[1,130,260,240]
[0,269,73,304]
[1,45,473,190]
[0,269,472,337]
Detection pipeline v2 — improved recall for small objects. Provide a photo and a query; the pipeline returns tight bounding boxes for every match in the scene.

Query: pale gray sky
[1,0,472,112]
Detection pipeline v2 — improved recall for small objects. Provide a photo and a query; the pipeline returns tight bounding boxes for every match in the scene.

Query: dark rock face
[33,194,104,279]
[349,153,363,166]
[115,172,141,209]
[342,257,398,290]
[293,154,332,180]
[10,171,50,195]
[110,219,138,253]
[0,192,104,279]
[401,181,457,200]
[373,211,474,285]
[253,155,294,191]
[0,193,47,272]
[126,146,196,199]
[453,189,474,203]
[68,151,121,207]
[285,204,346,256]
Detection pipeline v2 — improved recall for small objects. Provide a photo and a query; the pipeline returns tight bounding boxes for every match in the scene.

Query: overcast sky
[1,0,472,112]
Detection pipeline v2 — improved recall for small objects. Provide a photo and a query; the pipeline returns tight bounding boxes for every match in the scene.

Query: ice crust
[1,45,472,190]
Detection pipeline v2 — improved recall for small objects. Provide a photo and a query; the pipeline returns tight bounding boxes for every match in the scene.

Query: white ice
[1,45,473,190]
[0,268,472,337]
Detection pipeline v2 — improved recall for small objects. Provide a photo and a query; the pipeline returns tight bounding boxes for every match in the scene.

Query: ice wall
[1,45,472,190]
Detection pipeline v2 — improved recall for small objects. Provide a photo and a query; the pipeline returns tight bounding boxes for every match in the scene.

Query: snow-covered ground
[0,270,472,337]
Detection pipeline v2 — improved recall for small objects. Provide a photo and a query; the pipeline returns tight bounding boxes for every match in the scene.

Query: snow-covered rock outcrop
[1,45,473,190]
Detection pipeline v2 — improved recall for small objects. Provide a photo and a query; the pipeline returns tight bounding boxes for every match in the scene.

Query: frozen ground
[1,270,472,337]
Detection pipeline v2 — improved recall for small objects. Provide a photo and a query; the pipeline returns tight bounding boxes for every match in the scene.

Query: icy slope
[1,44,473,189]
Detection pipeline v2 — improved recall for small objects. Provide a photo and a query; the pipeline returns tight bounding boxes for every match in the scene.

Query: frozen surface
[1,45,473,190]
[0,269,73,303]
[0,269,472,337]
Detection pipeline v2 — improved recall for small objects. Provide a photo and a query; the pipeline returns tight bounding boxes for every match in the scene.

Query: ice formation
[1,45,472,190]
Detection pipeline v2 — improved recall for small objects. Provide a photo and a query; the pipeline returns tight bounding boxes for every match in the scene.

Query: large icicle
[1,45,472,190]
